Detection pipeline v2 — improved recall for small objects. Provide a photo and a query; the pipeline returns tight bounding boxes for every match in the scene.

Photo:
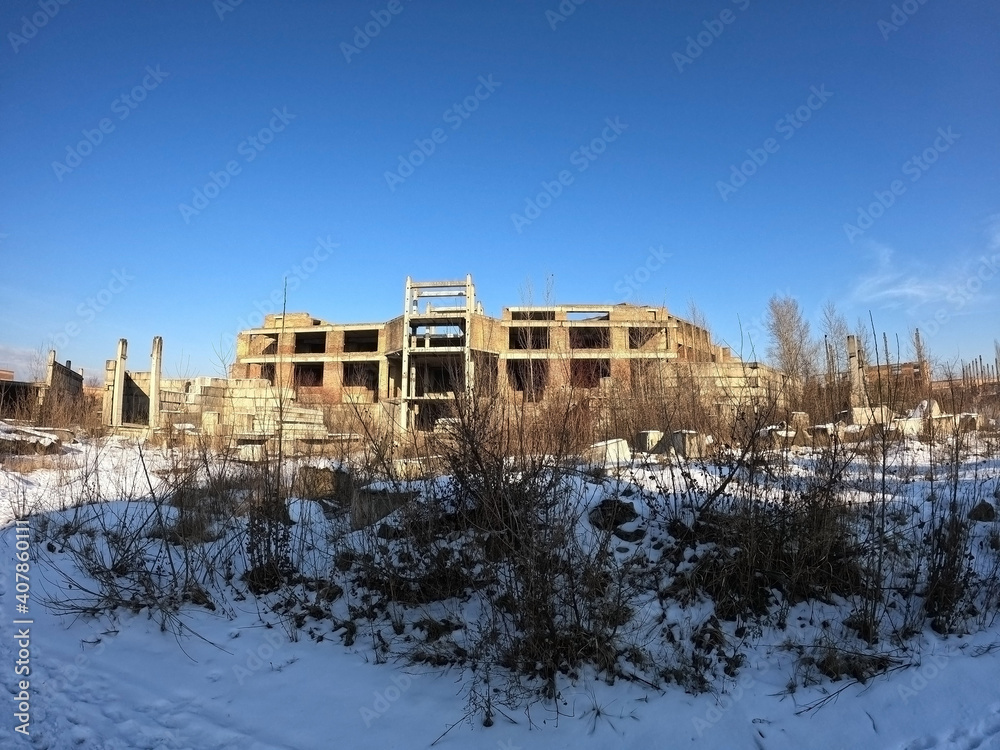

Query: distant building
[230,276,785,432]
[0,353,83,421]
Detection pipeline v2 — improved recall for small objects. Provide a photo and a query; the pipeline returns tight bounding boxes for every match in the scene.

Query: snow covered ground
[3,436,1000,749]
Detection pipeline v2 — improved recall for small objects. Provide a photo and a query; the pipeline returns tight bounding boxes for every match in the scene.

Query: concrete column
[846,335,868,408]
[111,338,127,427]
[149,336,163,429]
[399,276,412,432]
[45,350,56,387]
[464,274,474,396]
[378,356,390,401]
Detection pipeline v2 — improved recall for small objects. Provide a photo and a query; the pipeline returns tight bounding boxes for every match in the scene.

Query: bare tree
[820,301,849,374]
[765,295,818,386]
[909,327,931,397]
[686,300,711,336]
[26,345,47,383]
[213,335,236,379]
[853,317,874,366]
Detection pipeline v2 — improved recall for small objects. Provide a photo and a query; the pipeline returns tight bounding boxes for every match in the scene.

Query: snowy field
[3,435,1000,750]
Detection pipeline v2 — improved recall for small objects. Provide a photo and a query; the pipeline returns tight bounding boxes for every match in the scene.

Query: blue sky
[1,0,997,380]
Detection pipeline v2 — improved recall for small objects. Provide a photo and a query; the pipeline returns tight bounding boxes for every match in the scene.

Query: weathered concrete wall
[44,351,84,399]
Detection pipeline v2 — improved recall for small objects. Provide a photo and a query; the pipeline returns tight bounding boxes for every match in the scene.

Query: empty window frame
[628,327,658,350]
[260,363,275,385]
[508,327,550,350]
[344,329,379,352]
[343,362,378,403]
[415,361,462,396]
[293,363,324,387]
[570,359,610,388]
[412,324,465,348]
[343,362,378,390]
[415,402,450,432]
[294,331,327,354]
[506,359,548,400]
[511,310,556,321]
[569,327,609,349]
[250,334,278,355]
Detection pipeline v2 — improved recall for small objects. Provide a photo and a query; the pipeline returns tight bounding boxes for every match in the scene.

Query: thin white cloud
[0,344,44,381]
[849,233,999,313]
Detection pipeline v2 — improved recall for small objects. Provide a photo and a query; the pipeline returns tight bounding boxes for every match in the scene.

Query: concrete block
[237,444,265,462]
[583,438,632,465]
[351,488,420,529]
[201,411,220,436]
[790,412,811,432]
[891,417,923,439]
[392,458,427,480]
[929,414,959,433]
[635,430,665,453]
[959,413,981,431]
[671,431,707,460]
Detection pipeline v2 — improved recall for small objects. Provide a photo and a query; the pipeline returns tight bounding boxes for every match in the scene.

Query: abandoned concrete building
[0,351,84,421]
[101,336,330,455]
[79,275,1000,453]
[226,276,785,433]
[95,276,786,451]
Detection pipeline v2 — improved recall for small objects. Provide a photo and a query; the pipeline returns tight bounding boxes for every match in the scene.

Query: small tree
[765,295,818,408]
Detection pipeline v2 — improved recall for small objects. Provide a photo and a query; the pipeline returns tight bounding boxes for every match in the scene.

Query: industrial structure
[0,351,84,421]
[228,276,783,433]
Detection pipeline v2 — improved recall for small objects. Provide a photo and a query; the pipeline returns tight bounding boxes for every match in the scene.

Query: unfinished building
[229,276,785,433]
[101,336,331,456]
[0,351,84,422]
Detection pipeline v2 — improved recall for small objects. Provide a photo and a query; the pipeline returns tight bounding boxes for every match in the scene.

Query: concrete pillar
[399,276,412,432]
[378,356,390,401]
[111,338,127,427]
[846,335,868,408]
[45,350,56,387]
[149,336,163,429]
[464,274,474,396]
